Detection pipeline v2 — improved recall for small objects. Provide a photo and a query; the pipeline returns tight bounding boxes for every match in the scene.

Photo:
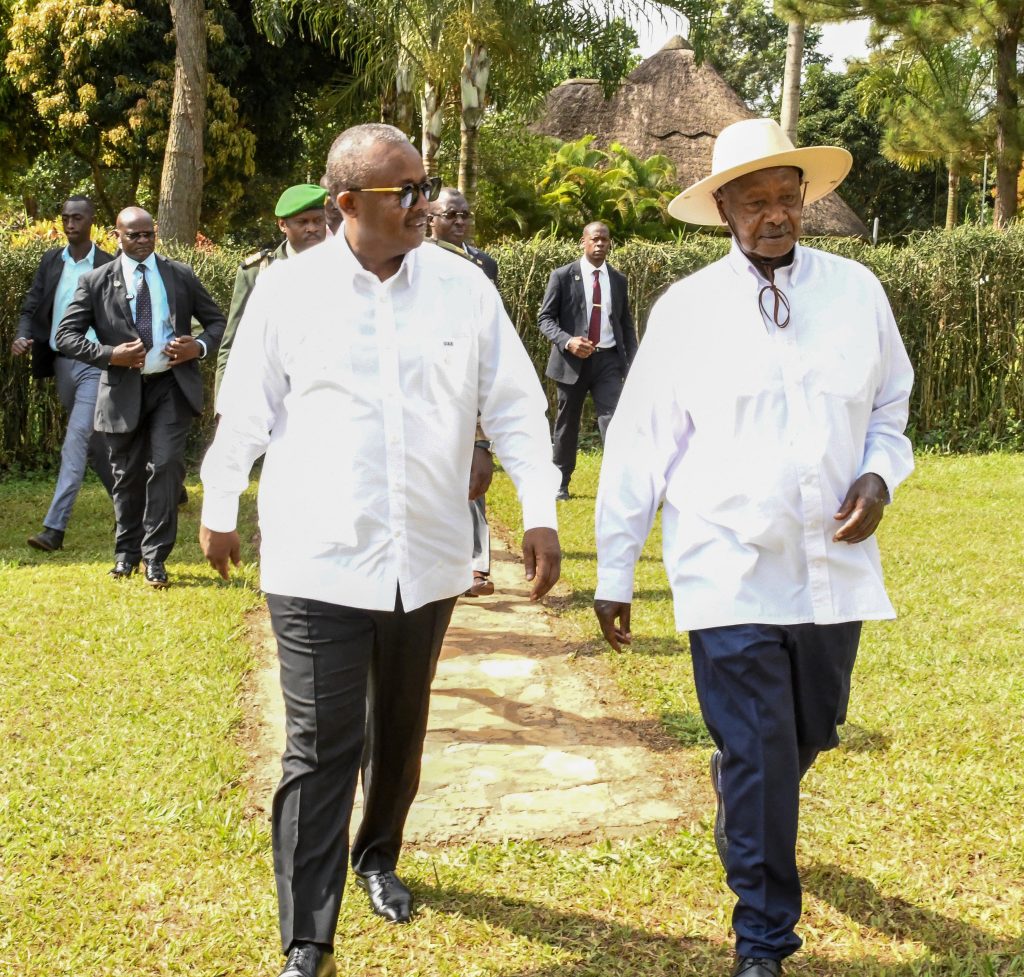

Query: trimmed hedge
[2,227,1022,472]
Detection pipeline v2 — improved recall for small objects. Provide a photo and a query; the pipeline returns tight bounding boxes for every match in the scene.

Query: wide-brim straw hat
[668,118,853,226]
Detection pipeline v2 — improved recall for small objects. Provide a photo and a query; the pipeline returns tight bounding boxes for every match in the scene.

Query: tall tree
[779,15,806,142]
[158,0,208,246]
[858,36,993,228]
[702,0,825,115]
[781,0,1023,225]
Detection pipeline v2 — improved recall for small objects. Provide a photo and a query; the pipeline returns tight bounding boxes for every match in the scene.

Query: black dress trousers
[267,588,457,952]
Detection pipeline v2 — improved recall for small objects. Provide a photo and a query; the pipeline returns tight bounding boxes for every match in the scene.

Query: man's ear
[337,191,358,219]
[277,218,288,236]
[713,191,729,225]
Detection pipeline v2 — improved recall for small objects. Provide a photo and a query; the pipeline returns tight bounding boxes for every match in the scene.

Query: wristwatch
[474,439,492,452]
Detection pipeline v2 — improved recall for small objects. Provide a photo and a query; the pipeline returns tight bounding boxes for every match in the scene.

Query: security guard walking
[216,183,328,398]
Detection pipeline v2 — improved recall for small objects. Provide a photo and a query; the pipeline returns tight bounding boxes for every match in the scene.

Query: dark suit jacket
[55,254,226,433]
[466,244,499,285]
[537,260,637,384]
[16,245,115,379]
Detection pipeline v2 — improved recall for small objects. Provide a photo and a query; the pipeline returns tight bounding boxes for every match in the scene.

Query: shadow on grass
[838,724,893,754]
[806,864,1023,970]
[416,880,1022,976]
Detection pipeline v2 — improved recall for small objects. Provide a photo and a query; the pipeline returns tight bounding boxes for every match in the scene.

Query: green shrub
[2,226,1022,473]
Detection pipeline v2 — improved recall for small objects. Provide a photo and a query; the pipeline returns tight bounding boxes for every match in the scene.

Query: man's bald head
[115,206,156,261]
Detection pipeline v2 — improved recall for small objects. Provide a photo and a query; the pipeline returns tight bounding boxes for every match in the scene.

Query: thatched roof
[532,36,869,238]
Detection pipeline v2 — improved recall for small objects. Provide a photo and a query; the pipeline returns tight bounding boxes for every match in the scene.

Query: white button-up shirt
[580,256,615,348]
[595,242,914,632]
[201,231,560,611]
[119,252,173,374]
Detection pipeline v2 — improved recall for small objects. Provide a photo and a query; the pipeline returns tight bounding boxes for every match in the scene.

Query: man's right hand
[200,524,241,580]
[110,338,146,368]
[594,599,632,651]
[565,336,595,358]
[11,337,32,356]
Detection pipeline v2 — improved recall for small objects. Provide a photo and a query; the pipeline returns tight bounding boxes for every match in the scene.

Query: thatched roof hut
[532,36,869,238]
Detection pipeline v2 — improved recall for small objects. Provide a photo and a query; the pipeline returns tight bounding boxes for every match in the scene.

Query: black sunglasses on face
[433,209,470,221]
[344,177,441,209]
[121,230,155,242]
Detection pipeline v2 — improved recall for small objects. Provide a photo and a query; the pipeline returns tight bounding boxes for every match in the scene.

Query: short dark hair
[63,195,95,216]
[325,124,413,199]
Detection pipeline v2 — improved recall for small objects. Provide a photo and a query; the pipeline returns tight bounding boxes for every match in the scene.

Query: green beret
[275,183,328,219]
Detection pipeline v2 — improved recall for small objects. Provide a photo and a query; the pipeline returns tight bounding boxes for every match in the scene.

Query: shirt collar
[62,243,96,265]
[121,251,158,275]
[580,255,607,278]
[335,226,418,288]
[727,239,805,288]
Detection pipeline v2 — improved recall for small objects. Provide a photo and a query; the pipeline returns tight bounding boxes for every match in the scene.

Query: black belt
[593,345,617,353]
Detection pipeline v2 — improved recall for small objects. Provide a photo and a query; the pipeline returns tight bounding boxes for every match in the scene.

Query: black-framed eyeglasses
[344,177,441,209]
[121,230,155,242]
[433,209,470,221]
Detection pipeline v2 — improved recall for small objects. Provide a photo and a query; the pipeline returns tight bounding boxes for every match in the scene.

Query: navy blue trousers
[689,621,861,960]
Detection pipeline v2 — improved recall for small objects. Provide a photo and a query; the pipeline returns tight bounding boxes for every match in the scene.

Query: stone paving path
[246,540,703,844]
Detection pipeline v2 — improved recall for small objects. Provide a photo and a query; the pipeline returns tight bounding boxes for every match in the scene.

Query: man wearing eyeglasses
[11,195,116,553]
[199,123,561,977]
[593,119,915,977]
[56,206,226,589]
[538,221,637,501]
[427,187,499,597]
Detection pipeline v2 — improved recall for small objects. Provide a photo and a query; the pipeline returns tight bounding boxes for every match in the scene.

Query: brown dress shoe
[464,572,495,598]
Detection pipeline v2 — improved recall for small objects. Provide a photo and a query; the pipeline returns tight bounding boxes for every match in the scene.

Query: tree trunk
[157,0,207,247]
[458,36,490,242]
[421,80,444,177]
[780,17,805,145]
[992,19,1021,227]
[394,51,416,138]
[945,161,959,230]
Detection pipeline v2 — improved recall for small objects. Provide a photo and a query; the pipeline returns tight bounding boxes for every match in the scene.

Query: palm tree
[858,36,993,228]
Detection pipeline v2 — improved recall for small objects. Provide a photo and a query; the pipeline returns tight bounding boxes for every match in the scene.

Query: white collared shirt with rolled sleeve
[201,232,559,612]
[595,242,914,632]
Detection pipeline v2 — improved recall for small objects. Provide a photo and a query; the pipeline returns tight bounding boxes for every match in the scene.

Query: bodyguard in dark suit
[11,196,116,551]
[538,221,637,499]
[56,206,226,587]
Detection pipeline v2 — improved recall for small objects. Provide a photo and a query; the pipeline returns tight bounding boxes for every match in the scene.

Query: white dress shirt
[580,256,615,348]
[119,252,173,374]
[595,242,914,632]
[202,232,560,611]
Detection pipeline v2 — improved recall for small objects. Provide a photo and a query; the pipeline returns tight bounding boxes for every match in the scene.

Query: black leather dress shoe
[279,943,336,977]
[27,527,64,552]
[555,488,570,501]
[710,749,728,868]
[109,560,138,580]
[355,870,413,923]
[143,560,169,588]
[733,957,781,977]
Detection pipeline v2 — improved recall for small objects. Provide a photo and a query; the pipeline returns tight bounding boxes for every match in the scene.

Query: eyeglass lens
[399,178,442,209]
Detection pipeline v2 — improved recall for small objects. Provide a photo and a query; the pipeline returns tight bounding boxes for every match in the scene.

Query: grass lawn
[1,455,1022,975]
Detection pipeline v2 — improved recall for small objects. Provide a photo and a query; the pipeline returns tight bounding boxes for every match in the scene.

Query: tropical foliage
[536,136,679,240]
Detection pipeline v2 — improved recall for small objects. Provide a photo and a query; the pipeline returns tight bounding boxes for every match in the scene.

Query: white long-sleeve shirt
[595,242,914,632]
[201,231,560,611]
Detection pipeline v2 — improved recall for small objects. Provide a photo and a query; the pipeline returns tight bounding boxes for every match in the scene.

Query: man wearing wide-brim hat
[593,118,915,976]
[215,183,328,399]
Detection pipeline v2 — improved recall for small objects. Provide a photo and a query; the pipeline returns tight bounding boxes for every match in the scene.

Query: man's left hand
[522,527,560,601]
[164,335,201,365]
[833,472,888,544]
[468,446,493,500]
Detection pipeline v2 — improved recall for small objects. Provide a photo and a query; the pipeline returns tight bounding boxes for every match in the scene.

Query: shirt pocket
[421,334,474,403]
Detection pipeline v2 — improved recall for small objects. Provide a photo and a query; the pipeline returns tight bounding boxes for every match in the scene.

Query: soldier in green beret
[215,184,328,398]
